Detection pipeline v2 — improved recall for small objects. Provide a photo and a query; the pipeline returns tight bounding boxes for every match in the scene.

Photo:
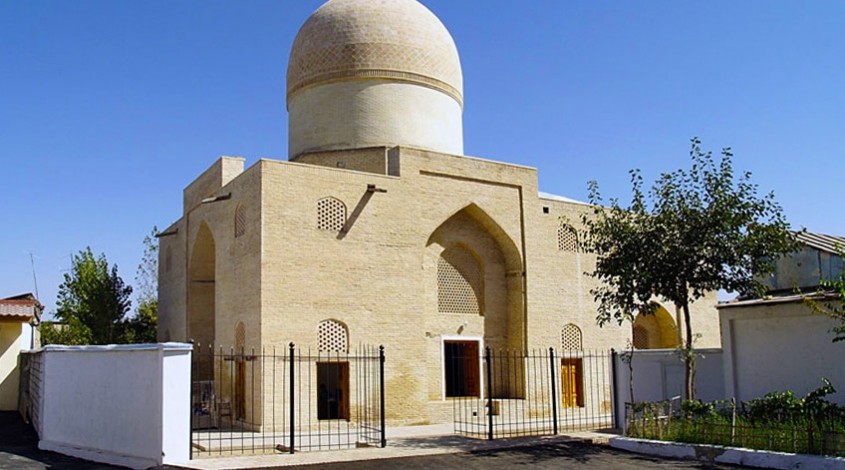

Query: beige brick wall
[160,146,721,426]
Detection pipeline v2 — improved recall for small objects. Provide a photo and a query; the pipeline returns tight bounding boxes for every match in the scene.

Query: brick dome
[286,0,463,108]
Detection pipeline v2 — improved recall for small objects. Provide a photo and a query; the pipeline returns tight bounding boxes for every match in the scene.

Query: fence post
[610,348,618,430]
[549,347,558,435]
[485,347,493,440]
[289,342,295,454]
[379,345,386,448]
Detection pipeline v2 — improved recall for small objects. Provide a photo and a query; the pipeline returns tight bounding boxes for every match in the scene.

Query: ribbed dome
[286,0,463,108]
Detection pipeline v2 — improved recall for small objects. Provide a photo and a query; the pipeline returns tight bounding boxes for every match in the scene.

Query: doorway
[561,358,584,408]
[317,362,349,420]
[444,340,480,397]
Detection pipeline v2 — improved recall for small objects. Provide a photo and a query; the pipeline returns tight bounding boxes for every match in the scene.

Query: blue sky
[2,1,843,315]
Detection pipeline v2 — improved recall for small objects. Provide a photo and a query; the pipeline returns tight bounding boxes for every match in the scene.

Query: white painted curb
[609,437,845,470]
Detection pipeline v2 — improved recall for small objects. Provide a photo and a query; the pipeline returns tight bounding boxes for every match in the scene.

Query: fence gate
[453,348,615,439]
[190,343,385,457]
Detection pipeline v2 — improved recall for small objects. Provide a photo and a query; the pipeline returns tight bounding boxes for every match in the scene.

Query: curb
[608,436,845,470]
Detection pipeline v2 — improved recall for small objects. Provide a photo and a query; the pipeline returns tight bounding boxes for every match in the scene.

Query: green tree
[804,245,845,342]
[123,227,158,343]
[54,247,132,345]
[582,138,797,399]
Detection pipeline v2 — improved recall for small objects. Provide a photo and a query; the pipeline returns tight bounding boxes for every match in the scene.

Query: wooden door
[318,362,350,420]
[561,358,584,408]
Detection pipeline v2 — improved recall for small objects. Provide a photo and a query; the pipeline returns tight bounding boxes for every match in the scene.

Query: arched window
[437,245,483,315]
[235,321,246,352]
[557,222,578,252]
[561,323,583,350]
[318,319,348,353]
[317,197,346,232]
[234,204,246,238]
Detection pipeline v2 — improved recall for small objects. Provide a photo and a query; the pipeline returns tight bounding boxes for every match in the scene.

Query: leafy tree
[803,245,845,342]
[40,317,93,346]
[53,247,132,345]
[123,227,159,343]
[582,138,797,399]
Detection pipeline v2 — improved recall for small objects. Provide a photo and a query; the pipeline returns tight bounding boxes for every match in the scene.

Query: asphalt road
[282,442,745,470]
[284,441,746,469]
[0,412,126,469]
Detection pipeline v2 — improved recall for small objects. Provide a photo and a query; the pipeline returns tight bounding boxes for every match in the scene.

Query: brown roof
[795,231,845,255]
[0,293,42,321]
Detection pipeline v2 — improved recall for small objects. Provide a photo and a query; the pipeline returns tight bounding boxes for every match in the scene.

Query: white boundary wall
[612,348,724,429]
[720,301,845,406]
[31,343,191,469]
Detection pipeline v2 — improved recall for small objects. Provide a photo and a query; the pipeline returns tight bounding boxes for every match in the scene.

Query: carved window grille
[561,323,583,350]
[234,204,246,238]
[558,222,579,252]
[632,325,649,350]
[437,246,483,315]
[235,321,246,352]
[318,319,348,353]
[317,197,346,232]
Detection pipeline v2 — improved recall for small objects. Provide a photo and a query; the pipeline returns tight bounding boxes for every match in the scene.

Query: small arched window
[318,319,348,353]
[317,197,347,232]
[561,323,583,350]
[437,245,483,315]
[234,204,246,238]
[557,222,578,252]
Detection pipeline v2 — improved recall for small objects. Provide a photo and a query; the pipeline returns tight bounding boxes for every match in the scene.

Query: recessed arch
[188,222,216,350]
[632,304,680,349]
[426,203,524,352]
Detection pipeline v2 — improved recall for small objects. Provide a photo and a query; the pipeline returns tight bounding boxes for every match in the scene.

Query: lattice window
[437,246,483,315]
[317,197,346,232]
[558,222,579,252]
[235,321,246,351]
[318,320,348,353]
[234,204,246,238]
[632,325,649,350]
[561,323,583,350]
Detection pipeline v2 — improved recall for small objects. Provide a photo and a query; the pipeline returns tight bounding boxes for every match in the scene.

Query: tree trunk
[682,301,695,401]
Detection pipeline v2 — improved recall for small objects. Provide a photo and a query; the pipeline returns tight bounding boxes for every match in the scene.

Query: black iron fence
[452,348,615,439]
[190,343,385,457]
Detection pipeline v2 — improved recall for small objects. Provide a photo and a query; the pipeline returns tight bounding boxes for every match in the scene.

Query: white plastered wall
[289,81,463,158]
[721,301,845,405]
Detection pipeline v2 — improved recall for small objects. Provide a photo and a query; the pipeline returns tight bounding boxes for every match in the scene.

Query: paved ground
[0,411,126,469]
[162,440,747,470]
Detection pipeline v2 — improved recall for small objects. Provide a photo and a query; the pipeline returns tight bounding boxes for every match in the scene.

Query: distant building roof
[538,191,590,206]
[795,231,845,255]
[0,293,42,322]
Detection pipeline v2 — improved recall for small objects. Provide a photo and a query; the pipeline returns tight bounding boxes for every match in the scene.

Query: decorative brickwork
[437,246,483,315]
[317,197,346,232]
[318,319,348,353]
[287,0,462,105]
[234,204,246,238]
[561,323,583,350]
[558,222,578,252]
[632,325,649,350]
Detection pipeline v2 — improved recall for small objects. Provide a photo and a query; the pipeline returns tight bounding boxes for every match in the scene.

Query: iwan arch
[157,0,720,426]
